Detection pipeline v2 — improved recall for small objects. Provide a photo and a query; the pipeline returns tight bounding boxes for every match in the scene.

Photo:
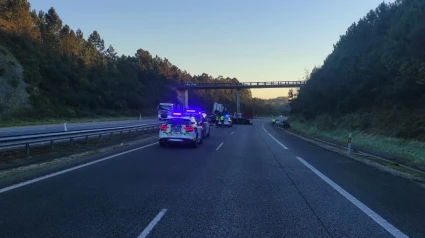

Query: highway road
[0,119,158,137]
[0,119,424,237]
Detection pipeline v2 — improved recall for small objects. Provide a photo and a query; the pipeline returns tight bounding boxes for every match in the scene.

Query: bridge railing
[171,81,306,88]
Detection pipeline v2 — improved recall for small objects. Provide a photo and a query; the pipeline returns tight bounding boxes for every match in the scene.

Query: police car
[184,110,210,138]
[159,112,204,148]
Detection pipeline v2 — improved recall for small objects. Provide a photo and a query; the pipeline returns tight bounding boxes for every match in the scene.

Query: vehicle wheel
[207,131,210,137]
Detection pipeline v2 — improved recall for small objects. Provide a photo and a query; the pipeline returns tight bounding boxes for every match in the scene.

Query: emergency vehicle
[159,112,204,148]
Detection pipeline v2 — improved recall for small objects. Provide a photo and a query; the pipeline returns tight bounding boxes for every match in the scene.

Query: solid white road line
[296,156,408,238]
[262,123,268,133]
[216,142,224,151]
[230,132,234,135]
[138,209,168,238]
[268,133,289,149]
[0,142,158,194]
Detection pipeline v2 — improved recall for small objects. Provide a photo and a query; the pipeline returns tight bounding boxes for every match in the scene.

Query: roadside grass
[0,116,156,128]
[291,121,425,168]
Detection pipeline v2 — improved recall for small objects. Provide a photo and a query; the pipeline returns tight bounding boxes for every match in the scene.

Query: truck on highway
[210,102,226,124]
[212,102,224,115]
[157,103,175,120]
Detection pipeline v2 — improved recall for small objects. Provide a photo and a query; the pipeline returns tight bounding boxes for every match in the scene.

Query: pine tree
[105,44,117,59]
[44,7,62,46]
[88,30,105,52]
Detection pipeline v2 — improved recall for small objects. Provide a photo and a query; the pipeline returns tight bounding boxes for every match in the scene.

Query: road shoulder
[0,135,157,190]
[274,123,425,186]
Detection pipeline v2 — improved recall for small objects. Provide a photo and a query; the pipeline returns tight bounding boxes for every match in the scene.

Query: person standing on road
[272,117,276,126]
[220,115,224,129]
[215,115,219,128]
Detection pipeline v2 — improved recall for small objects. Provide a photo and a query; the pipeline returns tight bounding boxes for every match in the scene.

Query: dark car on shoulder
[275,119,291,129]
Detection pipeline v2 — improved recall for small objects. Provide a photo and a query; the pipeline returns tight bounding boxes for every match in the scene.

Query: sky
[30,0,391,99]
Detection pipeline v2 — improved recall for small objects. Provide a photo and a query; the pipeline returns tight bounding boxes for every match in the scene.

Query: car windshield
[158,105,172,111]
[165,118,192,126]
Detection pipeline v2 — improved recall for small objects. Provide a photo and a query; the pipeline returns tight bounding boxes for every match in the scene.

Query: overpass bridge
[171,80,306,113]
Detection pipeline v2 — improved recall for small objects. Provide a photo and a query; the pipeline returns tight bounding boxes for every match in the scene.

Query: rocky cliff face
[0,46,30,119]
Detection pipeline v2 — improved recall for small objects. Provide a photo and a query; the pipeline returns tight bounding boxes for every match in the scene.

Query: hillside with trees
[0,1,279,122]
[291,0,425,141]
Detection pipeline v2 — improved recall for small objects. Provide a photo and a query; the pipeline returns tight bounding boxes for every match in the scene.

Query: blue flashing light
[186,109,196,112]
[172,112,182,116]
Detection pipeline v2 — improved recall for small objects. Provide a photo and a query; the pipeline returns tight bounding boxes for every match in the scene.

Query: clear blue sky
[30,0,391,99]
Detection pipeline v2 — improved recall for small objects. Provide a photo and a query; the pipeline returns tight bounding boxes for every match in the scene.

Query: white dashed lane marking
[216,142,224,151]
[138,209,167,238]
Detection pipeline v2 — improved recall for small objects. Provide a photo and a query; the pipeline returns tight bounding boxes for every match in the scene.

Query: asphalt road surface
[0,119,158,137]
[0,119,424,237]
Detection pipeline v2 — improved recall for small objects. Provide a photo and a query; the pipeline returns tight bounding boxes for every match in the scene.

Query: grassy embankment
[289,114,425,168]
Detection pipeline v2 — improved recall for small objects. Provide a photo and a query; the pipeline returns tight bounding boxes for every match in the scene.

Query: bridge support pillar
[184,89,189,109]
[236,88,241,113]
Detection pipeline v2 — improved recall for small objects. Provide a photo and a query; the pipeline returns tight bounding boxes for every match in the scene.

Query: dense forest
[0,0,280,121]
[291,0,425,140]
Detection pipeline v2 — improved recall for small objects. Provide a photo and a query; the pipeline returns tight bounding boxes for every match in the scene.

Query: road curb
[272,125,425,185]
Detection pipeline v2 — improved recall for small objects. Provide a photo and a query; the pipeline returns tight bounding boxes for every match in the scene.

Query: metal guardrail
[0,123,162,157]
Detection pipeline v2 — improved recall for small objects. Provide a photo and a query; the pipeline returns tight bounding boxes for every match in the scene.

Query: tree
[0,0,37,36]
[0,1,282,123]
[44,7,62,46]
[288,89,294,101]
[45,7,62,34]
[105,44,117,59]
[88,30,105,52]
[291,0,425,140]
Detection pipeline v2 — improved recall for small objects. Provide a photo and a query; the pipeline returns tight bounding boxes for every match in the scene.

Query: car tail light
[184,126,194,131]
[160,125,169,131]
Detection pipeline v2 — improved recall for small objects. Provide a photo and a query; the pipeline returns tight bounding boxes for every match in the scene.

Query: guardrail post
[98,134,102,142]
[85,135,89,144]
[64,122,68,132]
[50,140,54,151]
[26,143,30,157]
[347,133,352,154]
[140,114,142,120]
